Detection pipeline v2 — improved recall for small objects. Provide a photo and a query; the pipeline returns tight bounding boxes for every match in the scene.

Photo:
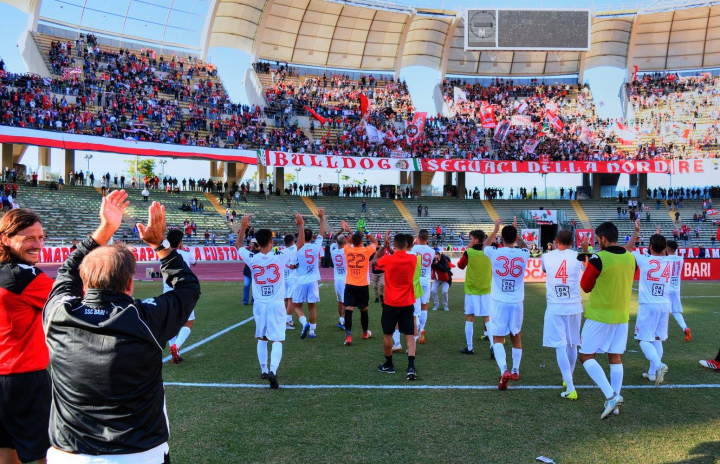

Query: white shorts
[284,280,296,300]
[543,313,582,348]
[465,294,492,317]
[579,320,628,354]
[187,310,195,322]
[292,281,320,304]
[413,298,421,317]
[669,291,683,313]
[254,301,286,342]
[419,282,430,304]
[432,280,449,294]
[488,300,523,336]
[334,279,346,303]
[634,304,670,342]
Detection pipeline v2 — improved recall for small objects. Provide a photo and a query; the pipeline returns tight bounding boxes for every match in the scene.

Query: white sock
[465,321,474,351]
[299,316,308,326]
[286,315,293,324]
[567,345,578,373]
[270,341,283,373]
[673,312,687,331]
[493,342,507,373]
[175,326,191,349]
[639,340,661,373]
[257,340,268,373]
[652,340,664,362]
[309,323,317,333]
[511,348,522,374]
[583,359,615,399]
[610,363,623,395]
[419,311,428,332]
[392,330,400,346]
[556,347,575,392]
[169,336,177,346]
[339,316,345,325]
[442,292,449,309]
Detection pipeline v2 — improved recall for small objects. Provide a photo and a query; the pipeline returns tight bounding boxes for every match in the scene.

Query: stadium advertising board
[0,127,259,163]
[529,210,557,225]
[263,151,422,171]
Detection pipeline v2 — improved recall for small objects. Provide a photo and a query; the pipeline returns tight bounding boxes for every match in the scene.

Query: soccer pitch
[134,280,720,463]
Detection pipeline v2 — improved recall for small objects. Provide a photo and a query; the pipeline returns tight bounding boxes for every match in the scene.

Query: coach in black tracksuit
[43,191,200,463]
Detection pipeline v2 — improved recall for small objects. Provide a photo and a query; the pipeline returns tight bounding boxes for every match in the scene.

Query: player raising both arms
[626,220,671,386]
[484,217,529,390]
[292,208,326,339]
[408,230,434,344]
[236,213,306,389]
[330,226,348,330]
[579,221,636,419]
[665,240,691,342]
[165,229,198,365]
[540,229,584,400]
[342,221,378,345]
[457,230,493,357]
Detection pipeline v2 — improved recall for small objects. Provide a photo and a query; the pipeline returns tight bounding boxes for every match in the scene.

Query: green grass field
[133,280,720,463]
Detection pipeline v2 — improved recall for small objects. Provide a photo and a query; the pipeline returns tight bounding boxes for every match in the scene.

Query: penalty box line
[162,316,255,363]
[164,382,720,390]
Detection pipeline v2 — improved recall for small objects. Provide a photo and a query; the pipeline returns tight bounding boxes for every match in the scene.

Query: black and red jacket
[0,262,53,375]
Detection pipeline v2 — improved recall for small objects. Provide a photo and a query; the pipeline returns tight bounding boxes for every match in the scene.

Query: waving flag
[513,99,528,114]
[493,120,511,142]
[480,104,496,128]
[454,87,468,103]
[304,106,327,126]
[545,111,564,131]
[405,112,427,144]
[359,94,370,118]
[616,123,636,145]
[523,138,540,154]
[365,123,385,144]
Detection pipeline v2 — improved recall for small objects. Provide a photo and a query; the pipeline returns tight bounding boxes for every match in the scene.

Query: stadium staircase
[392,200,419,233]
[570,200,592,229]
[300,196,320,218]
[481,200,500,222]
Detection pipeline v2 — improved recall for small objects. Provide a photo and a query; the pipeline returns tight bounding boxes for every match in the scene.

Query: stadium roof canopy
[7,0,720,75]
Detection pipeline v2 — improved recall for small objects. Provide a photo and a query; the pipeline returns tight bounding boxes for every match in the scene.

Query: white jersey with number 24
[633,251,671,306]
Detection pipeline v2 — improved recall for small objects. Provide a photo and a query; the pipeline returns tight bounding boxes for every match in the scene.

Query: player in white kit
[165,229,198,365]
[235,213,306,388]
[626,221,671,386]
[292,207,326,339]
[483,217,530,390]
[540,229,584,400]
[330,225,348,330]
[408,229,434,344]
[665,240,691,342]
[282,234,297,330]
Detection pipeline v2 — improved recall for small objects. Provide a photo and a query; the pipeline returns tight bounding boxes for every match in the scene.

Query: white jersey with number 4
[633,251,671,306]
[666,254,683,293]
[330,243,346,282]
[484,246,530,303]
[292,236,323,285]
[410,244,434,285]
[540,249,583,315]
[238,247,291,303]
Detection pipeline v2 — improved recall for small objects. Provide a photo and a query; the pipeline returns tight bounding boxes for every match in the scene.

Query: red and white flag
[405,112,427,143]
[480,104,496,128]
[523,138,540,154]
[545,111,564,131]
[493,120,511,143]
[616,123,636,145]
[513,100,528,114]
[706,209,718,216]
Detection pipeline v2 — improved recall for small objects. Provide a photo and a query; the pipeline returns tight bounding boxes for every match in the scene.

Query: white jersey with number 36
[484,246,530,303]
[239,247,291,303]
[541,249,583,315]
[633,251,671,306]
[410,244,434,285]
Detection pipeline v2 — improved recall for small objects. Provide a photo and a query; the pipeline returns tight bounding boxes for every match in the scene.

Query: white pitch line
[164,382,720,390]
[162,316,255,363]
